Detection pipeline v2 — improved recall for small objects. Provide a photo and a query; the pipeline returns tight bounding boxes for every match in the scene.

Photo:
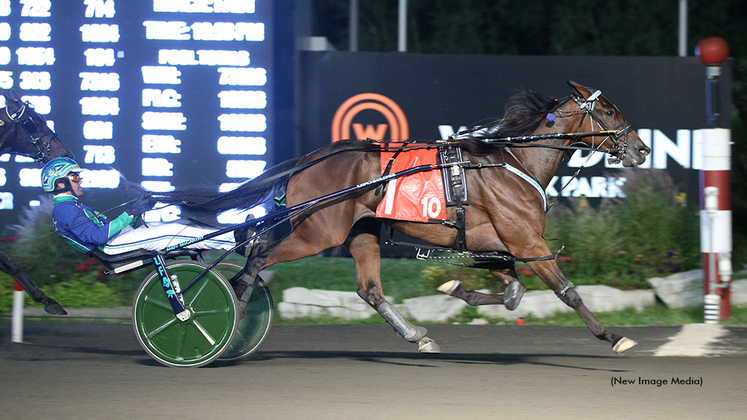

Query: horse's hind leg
[527,258,637,353]
[345,219,439,353]
[438,265,525,310]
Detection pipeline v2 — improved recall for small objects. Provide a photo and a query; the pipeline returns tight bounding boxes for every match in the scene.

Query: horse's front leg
[438,265,525,310]
[526,258,637,353]
[346,218,440,353]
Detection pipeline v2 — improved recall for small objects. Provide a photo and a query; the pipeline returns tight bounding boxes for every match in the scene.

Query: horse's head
[0,90,74,163]
[564,80,650,167]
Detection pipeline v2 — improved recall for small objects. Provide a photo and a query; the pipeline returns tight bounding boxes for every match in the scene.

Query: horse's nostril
[638,147,650,156]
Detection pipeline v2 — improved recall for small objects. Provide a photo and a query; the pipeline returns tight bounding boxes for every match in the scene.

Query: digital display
[0,0,274,226]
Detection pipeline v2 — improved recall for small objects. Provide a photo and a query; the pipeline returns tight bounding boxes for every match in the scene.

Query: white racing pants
[101,222,235,255]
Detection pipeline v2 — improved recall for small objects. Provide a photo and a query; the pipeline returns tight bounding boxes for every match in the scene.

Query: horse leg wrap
[554,283,582,308]
[234,276,257,313]
[377,302,427,342]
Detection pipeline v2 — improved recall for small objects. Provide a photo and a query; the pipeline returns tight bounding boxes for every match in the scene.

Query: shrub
[5,195,93,287]
[544,169,700,288]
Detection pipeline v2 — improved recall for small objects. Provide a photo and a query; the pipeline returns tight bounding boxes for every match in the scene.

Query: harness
[384,90,628,266]
[5,101,59,162]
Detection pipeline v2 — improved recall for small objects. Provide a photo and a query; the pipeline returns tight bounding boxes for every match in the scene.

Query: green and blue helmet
[41,157,83,192]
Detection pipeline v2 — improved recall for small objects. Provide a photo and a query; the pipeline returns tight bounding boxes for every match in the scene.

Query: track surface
[2,322,747,419]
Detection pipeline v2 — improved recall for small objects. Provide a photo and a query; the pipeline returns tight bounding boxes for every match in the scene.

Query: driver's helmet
[41,157,83,192]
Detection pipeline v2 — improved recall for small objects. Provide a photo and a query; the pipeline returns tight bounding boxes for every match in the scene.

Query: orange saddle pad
[375,144,447,223]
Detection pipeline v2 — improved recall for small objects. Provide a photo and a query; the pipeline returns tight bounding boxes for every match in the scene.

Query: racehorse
[154,81,651,353]
[0,89,74,315]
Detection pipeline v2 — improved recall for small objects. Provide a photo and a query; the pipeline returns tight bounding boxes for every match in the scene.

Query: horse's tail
[147,158,301,215]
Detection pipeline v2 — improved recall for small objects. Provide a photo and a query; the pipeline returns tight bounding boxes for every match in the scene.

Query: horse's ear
[567,80,591,98]
[5,89,22,113]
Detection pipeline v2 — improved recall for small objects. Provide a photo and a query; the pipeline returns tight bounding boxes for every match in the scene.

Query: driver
[41,157,246,255]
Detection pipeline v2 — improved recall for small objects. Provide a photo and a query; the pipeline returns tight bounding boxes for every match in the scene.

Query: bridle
[567,90,633,165]
[4,100,59,163]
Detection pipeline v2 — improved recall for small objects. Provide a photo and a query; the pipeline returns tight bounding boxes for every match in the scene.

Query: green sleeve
[107,212,135,237]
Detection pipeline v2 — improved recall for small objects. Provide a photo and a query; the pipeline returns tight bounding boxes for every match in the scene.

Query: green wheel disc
[133,261,238,367]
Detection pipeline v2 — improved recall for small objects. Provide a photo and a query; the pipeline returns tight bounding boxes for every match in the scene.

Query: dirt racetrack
[1,322,746,419]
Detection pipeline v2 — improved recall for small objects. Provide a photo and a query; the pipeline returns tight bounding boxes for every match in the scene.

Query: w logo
[331,93,409,143]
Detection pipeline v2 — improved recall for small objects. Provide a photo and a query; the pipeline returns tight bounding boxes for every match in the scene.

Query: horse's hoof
[612,337,638,353]
[44,302,67,316]
[418,337,440,354]
[437,280,462,295]
[504,281,525,311]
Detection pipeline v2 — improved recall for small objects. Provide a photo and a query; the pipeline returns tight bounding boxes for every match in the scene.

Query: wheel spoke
[146,317,177,340]
[192,319,216,345]
[193,307,230,316]
[144,294,173,311]
[185,277,210,307]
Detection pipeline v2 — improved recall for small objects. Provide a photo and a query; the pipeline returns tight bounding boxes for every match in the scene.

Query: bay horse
[0,89,74,315]
[154,81,650,353]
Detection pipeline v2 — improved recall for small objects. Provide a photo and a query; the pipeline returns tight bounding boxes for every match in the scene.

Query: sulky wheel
[215,262,274,361]
[133,261,239,367]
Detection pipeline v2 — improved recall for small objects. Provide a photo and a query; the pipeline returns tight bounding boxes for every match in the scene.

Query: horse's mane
[455,89,562,156]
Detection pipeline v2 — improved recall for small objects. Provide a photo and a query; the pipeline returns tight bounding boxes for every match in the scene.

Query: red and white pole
[697,36,732,323]
[12,280,24,343]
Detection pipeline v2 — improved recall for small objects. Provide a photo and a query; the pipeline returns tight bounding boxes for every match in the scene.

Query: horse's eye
[605,109,615,117]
